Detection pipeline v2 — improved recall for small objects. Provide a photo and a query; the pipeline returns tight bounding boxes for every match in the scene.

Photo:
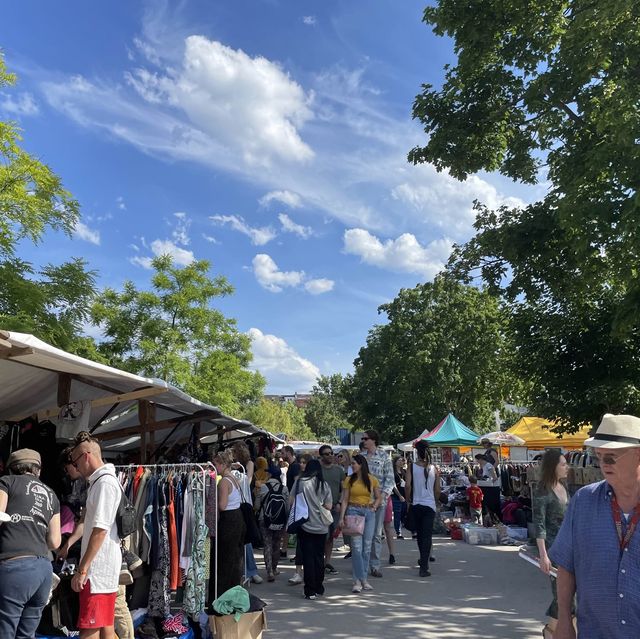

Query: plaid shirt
[364,447,394,497]
[549,480,640,637]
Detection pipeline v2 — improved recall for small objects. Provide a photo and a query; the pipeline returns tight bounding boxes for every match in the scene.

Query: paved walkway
[253,535,551,638]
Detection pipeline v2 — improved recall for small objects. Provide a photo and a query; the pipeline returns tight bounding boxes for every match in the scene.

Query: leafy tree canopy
[409,1,640,428]
[305,373,354,442]
[0,54,97,351]
[0,53,79,258]
[92,255,265,415]
[241,399,314,441]
[346,275,513,443]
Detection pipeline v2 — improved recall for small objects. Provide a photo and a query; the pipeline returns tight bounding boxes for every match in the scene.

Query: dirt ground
[253,534,551,639]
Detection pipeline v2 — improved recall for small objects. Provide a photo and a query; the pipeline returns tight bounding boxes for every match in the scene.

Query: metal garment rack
[114,461,219,603]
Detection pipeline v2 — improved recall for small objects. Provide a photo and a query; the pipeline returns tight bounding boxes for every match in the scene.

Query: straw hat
[584,414,640,449]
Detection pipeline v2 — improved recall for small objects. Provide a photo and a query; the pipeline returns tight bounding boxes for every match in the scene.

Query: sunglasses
[70,451,86,469]
[361,437,370,441]
[595,448,634,466]
[322,452,334,456]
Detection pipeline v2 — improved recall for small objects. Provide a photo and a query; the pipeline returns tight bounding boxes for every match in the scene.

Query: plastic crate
[463,527,499,545]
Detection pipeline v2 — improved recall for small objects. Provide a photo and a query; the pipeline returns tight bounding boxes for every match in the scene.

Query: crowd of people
[2,414,640,638]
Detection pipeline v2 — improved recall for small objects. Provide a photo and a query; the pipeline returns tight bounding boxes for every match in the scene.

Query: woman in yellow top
[339,454,382,593]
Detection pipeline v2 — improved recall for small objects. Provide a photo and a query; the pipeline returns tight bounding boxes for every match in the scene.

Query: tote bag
[287,484,309,534]
[341,514,365,536]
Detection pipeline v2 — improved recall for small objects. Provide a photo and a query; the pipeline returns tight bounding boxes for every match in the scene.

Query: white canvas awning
[0,331,272,455]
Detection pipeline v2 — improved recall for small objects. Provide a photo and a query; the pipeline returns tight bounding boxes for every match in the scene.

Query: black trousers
[298,530,327,597]
[209,508,246,605]
[413,504,436,568]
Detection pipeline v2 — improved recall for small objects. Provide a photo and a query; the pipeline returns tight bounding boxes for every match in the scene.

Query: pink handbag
[342,514,365,536]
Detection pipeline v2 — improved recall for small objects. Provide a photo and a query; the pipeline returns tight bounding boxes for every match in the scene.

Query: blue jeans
[368,495,388,570]
[391,495,407,535]
[245,543,258,578]
[0,556,52,639]
[347,506,376,582]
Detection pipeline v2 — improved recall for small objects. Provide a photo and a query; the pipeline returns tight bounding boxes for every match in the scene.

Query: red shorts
[78,580,117,629]
[384,496,393,524]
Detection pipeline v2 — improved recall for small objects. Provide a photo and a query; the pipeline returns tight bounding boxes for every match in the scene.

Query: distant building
[264,392,312,409]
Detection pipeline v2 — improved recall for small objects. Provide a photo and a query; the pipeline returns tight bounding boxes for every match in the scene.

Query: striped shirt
[549,480,640,637]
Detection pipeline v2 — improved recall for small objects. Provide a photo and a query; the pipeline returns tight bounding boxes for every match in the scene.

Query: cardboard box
[210,610,267,639]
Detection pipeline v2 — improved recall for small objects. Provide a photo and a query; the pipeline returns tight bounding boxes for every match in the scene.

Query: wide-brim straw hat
[584,414,640,449]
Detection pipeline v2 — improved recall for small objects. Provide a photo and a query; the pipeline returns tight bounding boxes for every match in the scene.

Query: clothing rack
[114,462,220,605]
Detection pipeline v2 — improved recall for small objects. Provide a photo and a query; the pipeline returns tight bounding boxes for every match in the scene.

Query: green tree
[409,1,640,428]
[347,275,512,443]
[241,399,314,441]
[92,255,265,414]
[0,53,97,350]
[0,54,79,257]
[304,374,353,442]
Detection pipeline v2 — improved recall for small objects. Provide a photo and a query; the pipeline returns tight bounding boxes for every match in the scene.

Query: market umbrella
[477,431,526,446]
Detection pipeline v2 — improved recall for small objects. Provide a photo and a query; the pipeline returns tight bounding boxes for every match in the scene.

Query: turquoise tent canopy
[421,413,480,447]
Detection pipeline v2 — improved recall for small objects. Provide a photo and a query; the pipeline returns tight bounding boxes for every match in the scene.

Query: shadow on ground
[251,535,550,639]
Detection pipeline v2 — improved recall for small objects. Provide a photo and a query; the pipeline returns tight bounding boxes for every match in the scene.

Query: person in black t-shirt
[0,448,61,638]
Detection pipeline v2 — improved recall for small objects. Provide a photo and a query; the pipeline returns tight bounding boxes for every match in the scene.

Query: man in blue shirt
[549,414,640,639]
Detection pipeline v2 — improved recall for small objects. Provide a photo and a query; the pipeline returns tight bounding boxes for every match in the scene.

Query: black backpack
[97,475,136,539]
[261,483,288,531]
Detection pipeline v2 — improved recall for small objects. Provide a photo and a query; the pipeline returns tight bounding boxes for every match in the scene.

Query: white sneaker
[288,573,303,585]
[251,574,263,584]
[352,580,362,593]
[362,580,374,591]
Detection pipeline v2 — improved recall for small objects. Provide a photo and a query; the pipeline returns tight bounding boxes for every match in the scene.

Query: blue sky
[1,1,535,394]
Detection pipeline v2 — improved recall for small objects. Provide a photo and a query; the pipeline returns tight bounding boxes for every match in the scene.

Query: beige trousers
[113,585,134,639]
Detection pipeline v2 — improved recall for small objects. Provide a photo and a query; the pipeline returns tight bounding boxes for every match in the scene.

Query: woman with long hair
[338,454,382,593]
[336,449,353,476]
[405,441,440,577]
[210,449,246,602]
[533,449,569,622]
[294,459,332,599]
[289,453,312,585]
[231,441,263,584]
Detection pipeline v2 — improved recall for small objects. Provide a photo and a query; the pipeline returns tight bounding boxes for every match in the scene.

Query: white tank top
[412,463,436,510]
[222,476,241,511]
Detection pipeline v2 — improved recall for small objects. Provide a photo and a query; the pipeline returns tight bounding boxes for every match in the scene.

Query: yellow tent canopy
[506,416,592,450]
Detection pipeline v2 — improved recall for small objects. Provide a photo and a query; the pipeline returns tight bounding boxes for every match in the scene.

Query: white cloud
[41,29,533,238]
[304,278,334,295]
[258,190,302,209]
[343,228,452,280]
[0,92,39,116]
[127,36,314,166]
[302,16,317,25]
[172,211,191,245]
[73,221,100,245]
[252,254,304,292]
[131,238,195,269]
[247,327,320,393]
[211,215,276,246]
[116,196,126,210]
[202,233,219,244]
[391,166,526,237]
[279,213,312,239]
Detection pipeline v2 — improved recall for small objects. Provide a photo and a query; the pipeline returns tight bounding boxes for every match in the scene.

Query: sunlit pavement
[252,535,550,638]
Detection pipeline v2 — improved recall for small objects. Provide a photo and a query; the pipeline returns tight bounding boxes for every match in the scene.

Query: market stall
[505,416,592,459]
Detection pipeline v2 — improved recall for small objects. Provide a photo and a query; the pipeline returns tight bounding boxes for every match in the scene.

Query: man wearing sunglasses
[360,431,394,578]
[68,432,121,639]
[550,414,640,639]
[318,445,345,575]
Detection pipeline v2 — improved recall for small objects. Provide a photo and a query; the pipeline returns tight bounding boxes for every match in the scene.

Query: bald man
[68,434,121,639]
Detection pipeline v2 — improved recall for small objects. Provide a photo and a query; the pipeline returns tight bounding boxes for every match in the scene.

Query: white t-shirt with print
[81,463,121,593]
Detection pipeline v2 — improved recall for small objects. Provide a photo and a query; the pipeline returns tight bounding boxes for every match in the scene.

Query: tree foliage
[410,1,640,428]
[92,256,265,414]
[240,399,314,441]
[346,275,512,443]
[0,54,97,351]
[304,374,353,442]
[0,54,79,258]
